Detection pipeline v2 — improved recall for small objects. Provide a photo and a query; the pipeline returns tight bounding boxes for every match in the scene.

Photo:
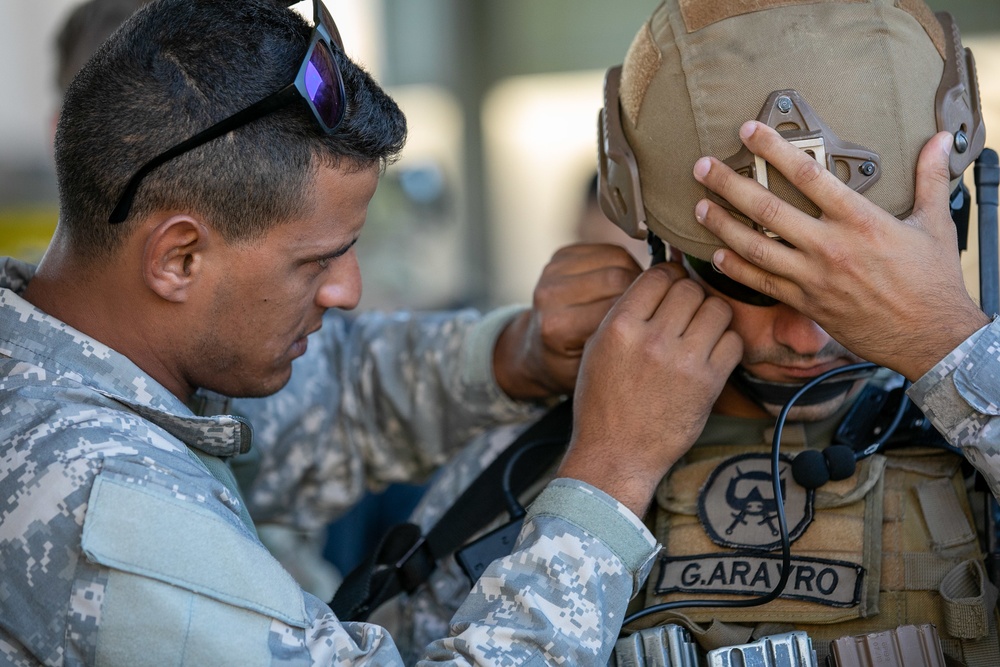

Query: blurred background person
[0,0,152,264]
[54,0,151,99]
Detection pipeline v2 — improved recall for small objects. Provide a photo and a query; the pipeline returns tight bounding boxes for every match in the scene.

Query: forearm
[236,307,543,529]
[907,316,1000,498]
[418,479,659,666]
[330,306,544,479]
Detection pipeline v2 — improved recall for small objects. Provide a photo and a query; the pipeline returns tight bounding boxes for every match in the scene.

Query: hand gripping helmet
[598,0,985,262]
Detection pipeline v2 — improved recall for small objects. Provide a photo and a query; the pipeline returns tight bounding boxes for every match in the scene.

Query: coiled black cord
[623,361,881,625]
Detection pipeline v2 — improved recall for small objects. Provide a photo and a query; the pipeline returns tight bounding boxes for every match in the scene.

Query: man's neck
[22,254,194,403]
[22,255,104,332]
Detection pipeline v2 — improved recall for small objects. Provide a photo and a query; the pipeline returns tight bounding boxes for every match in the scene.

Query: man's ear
[141,215,211,303]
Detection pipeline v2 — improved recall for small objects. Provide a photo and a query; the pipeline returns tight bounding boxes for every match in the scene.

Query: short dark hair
[54,0,152,95]
[54,0,407,258]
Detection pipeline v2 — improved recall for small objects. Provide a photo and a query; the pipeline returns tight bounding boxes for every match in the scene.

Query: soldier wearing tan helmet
[594,0,996,663]
[381,0,1000,664]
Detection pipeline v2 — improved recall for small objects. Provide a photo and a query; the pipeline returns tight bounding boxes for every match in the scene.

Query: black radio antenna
[975,148,1000,586]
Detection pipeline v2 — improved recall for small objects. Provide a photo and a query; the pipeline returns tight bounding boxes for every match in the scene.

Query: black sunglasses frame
[108,0,347,224]
[685,253,781,307]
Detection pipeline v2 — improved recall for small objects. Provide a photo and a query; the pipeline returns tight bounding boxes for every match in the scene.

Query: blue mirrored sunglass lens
[305,42,344,130]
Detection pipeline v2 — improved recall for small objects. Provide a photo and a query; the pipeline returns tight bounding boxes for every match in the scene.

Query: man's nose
[772,304,832,357]
[315,249,362,311]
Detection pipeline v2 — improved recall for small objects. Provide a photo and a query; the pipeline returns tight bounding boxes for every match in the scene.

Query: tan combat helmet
[598,0,985,262]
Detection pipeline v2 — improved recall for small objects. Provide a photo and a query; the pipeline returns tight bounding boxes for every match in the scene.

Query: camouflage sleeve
[77,471,654,666]
[907,316,1000,499]
[418,478,660,666]
[233,306,545,531]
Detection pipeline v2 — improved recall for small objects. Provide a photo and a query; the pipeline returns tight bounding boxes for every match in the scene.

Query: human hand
[693,122,989,382]
[494,243,644,401]
[557,264,743,517]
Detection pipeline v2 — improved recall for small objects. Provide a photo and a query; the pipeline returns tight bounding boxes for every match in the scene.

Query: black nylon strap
[329,399,573,621]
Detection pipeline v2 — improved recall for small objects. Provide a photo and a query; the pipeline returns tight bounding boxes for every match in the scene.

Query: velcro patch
[698,453,813,551]
[656,552,864,607]
[678,0,866,34]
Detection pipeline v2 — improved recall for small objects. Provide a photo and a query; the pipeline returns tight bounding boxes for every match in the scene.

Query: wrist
[556,441,677,519]
[896,306,991,382]
[493,311,552,401]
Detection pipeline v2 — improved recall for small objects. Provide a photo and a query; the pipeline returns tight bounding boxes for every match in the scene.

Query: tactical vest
[626,416,1000,666]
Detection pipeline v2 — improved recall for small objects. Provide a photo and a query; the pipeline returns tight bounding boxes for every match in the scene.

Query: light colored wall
[0,1,71,163]
[0,0,382,186]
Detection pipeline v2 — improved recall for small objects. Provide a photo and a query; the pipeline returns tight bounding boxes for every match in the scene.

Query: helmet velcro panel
[620,23,661,128]
[894,0,946,58]
[678,0,866,33]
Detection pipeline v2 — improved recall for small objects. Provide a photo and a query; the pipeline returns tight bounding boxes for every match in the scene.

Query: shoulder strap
[329,399,573,622]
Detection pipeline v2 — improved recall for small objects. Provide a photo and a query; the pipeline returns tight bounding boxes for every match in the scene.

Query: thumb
[911,131,955,232]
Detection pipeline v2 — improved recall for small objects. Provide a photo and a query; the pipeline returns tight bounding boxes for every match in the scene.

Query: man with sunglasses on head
[0,0,747,664]
[384,1,1000,664]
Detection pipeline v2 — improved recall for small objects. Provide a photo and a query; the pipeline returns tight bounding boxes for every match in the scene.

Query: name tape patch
[656,552,864,607]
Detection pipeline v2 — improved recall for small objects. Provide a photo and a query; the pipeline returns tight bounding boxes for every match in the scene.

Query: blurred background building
[1,0,998,311]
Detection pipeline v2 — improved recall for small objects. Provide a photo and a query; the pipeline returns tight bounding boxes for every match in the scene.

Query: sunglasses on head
[108,0,347,224]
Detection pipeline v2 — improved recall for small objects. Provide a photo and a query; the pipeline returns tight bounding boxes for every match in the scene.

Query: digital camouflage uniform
[226,280,540,601]
[0,256,659,666]
[387,318,1000,665]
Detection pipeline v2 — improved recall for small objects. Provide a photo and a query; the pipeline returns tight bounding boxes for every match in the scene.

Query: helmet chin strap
[729,366,876,408]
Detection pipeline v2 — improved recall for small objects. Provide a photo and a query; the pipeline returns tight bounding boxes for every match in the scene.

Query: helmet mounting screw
[955,130,969,153]
[776,96,793,113]
[859,161,876,177]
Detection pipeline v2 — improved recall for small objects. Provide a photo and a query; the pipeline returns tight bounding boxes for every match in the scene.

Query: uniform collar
[0,257,251,457]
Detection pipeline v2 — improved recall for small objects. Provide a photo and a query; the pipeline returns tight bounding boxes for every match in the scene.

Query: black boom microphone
[790,445,857,489]
[790,378,912,490]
